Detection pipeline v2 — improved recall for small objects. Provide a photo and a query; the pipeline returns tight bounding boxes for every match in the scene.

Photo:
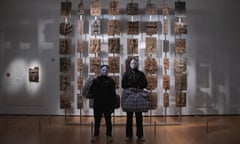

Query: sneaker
[91,136,99,142]
[125,137,132,141]
[107,136,113,142]
[137,137,145,142]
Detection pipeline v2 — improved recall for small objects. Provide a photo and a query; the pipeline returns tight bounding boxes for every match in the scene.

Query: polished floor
[0,115,240,144]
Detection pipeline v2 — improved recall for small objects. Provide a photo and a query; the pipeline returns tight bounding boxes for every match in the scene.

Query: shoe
[137,137,145,142]
[107,136,113,142]
[125,137,132,141]
[91,136,99,142]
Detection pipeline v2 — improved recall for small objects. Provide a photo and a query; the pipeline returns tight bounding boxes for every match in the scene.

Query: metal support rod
[38,119,41,136]
[154,121,156,135]
[4,114,7,131]
[80,108,82,124]
[91,121,94,136]
[206,119,209,133]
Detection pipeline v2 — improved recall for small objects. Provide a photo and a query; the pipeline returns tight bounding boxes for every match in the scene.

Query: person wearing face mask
[121,58,148,142]
[90,65,116,142]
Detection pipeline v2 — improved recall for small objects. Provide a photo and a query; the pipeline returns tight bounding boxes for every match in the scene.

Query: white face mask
[100,66,108,76]
[130,59,138,69]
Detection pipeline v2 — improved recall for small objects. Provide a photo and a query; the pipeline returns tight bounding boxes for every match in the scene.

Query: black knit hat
[100,64,109,69]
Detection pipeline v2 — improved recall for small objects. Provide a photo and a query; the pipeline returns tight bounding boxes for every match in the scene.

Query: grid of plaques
[126,0,139,70]
[58,0,188,115]
[174,1,187,107]
[144,0,158,110]
[59,1,73,109]
[88,0,103,108]
[162,2,170,108]
[108,0,120,95]
[76,0,85,109]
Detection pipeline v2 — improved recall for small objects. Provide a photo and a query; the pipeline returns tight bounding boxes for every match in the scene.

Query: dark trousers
[93,109,112,137]
[126,112,143,138]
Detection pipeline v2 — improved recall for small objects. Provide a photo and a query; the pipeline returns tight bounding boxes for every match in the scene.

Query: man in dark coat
[90,65,116,142]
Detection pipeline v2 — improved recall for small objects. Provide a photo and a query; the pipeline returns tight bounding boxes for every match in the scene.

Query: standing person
[90,65,116,142]
[121,58,148,142]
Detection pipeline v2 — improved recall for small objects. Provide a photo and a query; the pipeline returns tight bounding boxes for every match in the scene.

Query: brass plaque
[149,92,158,109]
[108,20,120,36]
[175,22,187,34]
[77,58,83,71]
[127,38,138,54]
[77,20,84,34]
[90,0,102,16]
[163,74,170,90]
[61,2,72,17]
[175,73,187,91]
[77,76,83,90]
[145,2,157,15]
[176,91,186,107]
[60,74,71,91]
[175,38,186,54]
[90,38,101,54]
[59,22,73,35]
[146,37,157,54]
[77,94,83,109]
[77,39,84,53]
[175,1,186,17]
[162,3,169,16]
[127,3,138,15]
[109,0,119,15]
[77,1,85,15]
[60,57,71,72]
[144,57,158,74]
[163,19,168,35]
[163,58,169,70]
[175,58,187,73]
[145,21,158,35]
[90,57,101,73]
[147,75,158,90]
[163,92,169,107]
[109,56,120,73]
[128,21,139,35]
[108,38,120,53]
[163,40,169,53]
[91,19,101,35]
[59,38,71,54]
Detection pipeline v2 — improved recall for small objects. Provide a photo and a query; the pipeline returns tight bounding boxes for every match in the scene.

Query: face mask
[130,59,138,69]
[100,66,108,76]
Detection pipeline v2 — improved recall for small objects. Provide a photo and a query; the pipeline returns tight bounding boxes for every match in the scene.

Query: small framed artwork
[29,67,39,82]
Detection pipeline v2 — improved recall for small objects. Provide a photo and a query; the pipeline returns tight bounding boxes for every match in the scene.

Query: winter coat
[90,75,116,112]
[122,69,147,89]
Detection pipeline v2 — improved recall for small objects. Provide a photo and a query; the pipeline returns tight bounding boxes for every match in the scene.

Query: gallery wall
[0,0,240,116]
